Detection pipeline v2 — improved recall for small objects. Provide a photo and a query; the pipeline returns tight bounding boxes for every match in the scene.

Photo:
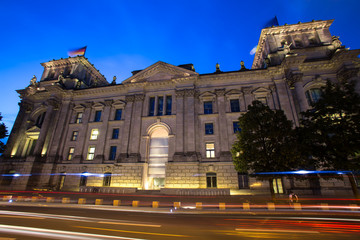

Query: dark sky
[1,0,359,132]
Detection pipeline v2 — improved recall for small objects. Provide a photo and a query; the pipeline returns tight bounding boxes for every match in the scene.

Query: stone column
[184,89,196,156]
[173,89,185,160]
[286,72,308,114]
[274,80,298,124]
[119,95,134,162]
[98,100,112,162]
[243,87,253,110]
[79,102,93,162]
[3,101,33,158]
[129,94,144,160]
[215,89,230,160]
[33,99,59,157]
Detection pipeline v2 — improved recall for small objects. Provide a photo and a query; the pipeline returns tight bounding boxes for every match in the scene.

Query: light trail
[75,225,190,238]
[0,210,162,227]
[0,224,147,240]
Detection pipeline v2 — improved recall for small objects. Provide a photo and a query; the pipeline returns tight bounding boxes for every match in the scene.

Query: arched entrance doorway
[146,126,169,189]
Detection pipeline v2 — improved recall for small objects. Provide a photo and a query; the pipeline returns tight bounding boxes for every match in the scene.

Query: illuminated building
[1,20,359,195]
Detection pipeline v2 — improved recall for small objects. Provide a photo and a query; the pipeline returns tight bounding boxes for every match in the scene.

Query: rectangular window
[165,96,172,115]
[206,173,217,188]
[233,121,241,133]
[230,99,240,112]
[109,146,117,160]
[157,96,164,116]
[206,143,215,158]
[76,112,83,123]
[204,101,213,114]
[94,110,102,122]
[112,128,119,139]
[205,123,214,135]
[90,129,99,140]
[87,146,96,160]
[149,97,155,116]
[114,109,122,120]
[71,131,78,141]
[67,147,75,160]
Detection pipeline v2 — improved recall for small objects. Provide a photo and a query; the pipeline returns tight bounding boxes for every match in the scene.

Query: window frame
[230,99,240,112]
[114,109,122,120]
[90,129,99,140]
[94,110,102,122]
[205,123,214,135]
[109,146,117,160]
[112,128,119,139]
[87,146,96,160]
[205,142,215,158]
[67,147,75,160]
[75,112,83,124]
[203,101,213,114]
[71,131,79,141]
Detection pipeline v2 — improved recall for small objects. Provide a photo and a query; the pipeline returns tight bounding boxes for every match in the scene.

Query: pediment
[123,61,198,84]
[199,91,216,101]
[73,104,86,111]
[225,89,242,96]
[252,87,271,95]
[112,100,126,108]
[26,126,41,133]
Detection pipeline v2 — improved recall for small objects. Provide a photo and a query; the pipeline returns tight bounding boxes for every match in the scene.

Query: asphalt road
[0,204,359,239]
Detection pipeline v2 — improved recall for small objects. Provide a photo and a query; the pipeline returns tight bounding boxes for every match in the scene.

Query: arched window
[148,127,169,189]
[305,88,322,106]
[103,172,111,186]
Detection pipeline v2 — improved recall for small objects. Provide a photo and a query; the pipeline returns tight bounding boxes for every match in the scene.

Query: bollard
[46,197,54,203]
[196,202,202,210]
[174,202,181,208]
[132,200,139,207]
[95,199,103,205]
[349,204,358,211]
[320,203,329,210]
[31,196,38,202]
[243,203,250,210]
[293,203,302,211]
[78,198,86,204]
[16,196,23,202]
[3,195,12,201]
[62,198,70,204]
[152,201,159,208]
[219,202,226,210]
[267,202,275,211]
[113,200,121,206]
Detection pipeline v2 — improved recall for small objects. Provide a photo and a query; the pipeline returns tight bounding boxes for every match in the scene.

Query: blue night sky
[0,0,359,134]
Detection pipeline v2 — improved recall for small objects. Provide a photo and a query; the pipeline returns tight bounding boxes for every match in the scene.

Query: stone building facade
[1,20,359,195]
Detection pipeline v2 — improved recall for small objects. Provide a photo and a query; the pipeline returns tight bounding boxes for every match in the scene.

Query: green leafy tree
[299,80,360,197]
[231,101,303,200]
[0,113,8,153]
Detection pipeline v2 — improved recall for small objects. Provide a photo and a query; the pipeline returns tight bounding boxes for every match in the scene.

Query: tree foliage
[0,113,8,153]
[231,101,303,174]
[299,80,360,171]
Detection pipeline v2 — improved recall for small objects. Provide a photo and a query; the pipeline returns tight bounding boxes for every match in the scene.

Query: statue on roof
[332,36,342,49]
[111,76,117,85]
[282,41,292,55]
[30,75,37,86]
[240,61,247,70]
[215,63,221,73]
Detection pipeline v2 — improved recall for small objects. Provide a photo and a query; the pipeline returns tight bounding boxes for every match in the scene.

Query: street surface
[0,204,359,239]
